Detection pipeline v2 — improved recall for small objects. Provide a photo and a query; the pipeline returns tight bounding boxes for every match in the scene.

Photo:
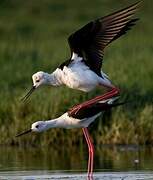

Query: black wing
[68,97,125,119]
[68,1,141,76]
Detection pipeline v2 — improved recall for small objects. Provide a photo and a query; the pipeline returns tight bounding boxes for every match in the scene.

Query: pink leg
[70,87,120,115]
[82,128,91,175]
[82,128,94,178]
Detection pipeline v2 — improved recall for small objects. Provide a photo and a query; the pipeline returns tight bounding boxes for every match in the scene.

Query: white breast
[57,113,83,129]
[59,61,100,92]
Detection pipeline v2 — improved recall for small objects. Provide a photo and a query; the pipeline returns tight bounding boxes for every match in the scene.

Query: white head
[21,71,50,102]
[16,121,48,137]
[31,121,47,132]
[15,121,47,137]
[16,120,57,137]
[32,71,49,89]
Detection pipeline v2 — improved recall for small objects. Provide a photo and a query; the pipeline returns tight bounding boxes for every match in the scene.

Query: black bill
[16,129,32,137]
[21,86,36,102]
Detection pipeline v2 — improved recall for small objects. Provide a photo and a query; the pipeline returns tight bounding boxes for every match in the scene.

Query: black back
[68,98,125,119]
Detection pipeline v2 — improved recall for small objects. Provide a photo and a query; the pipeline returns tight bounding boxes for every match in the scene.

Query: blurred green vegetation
[0,0,153,147]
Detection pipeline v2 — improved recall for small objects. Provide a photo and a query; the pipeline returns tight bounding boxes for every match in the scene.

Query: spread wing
[68,1,141,76]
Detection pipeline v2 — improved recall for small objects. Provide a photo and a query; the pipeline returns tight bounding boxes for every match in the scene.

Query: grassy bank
[0,0,153,147]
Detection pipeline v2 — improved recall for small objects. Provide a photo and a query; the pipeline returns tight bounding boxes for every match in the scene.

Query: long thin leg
[81,87,120,107]
[70,87,120,115]
[82,128,91,175]
[85,128,94,176]
[82,128,94,178]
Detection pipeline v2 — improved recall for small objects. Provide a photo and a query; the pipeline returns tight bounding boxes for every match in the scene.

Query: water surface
[0,146,153,179]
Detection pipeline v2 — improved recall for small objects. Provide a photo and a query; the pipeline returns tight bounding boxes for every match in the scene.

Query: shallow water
[0,146,153,179]
[1,171,153,180]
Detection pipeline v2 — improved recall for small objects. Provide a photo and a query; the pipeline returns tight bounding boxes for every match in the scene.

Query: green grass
[0,0,153,147]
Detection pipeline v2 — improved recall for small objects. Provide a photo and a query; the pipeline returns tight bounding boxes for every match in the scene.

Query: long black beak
[16,129,32,137]
[21,86,36,102]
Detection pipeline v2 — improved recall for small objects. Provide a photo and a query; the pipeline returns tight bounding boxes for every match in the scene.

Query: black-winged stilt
[17,95,126,177]
[22,1,141,104]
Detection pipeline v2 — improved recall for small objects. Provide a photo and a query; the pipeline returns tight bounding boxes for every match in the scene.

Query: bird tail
[98,96,129,110]
[109,101,128,108]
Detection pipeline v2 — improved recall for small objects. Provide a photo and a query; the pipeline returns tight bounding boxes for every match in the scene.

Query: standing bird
[16,95,126,177]
[22,1,140,108]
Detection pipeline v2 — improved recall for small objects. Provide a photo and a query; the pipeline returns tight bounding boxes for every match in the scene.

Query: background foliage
[0,0,153,147]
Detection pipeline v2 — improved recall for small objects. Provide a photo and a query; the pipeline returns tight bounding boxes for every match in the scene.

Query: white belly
[61,65,100,92]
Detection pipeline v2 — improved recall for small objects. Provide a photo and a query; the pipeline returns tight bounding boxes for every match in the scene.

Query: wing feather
[68,1,141,76]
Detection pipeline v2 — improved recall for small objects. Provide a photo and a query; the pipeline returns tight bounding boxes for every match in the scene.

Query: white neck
[45,118,58,130]
[45,117,64,130]
[44,70,63,86]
